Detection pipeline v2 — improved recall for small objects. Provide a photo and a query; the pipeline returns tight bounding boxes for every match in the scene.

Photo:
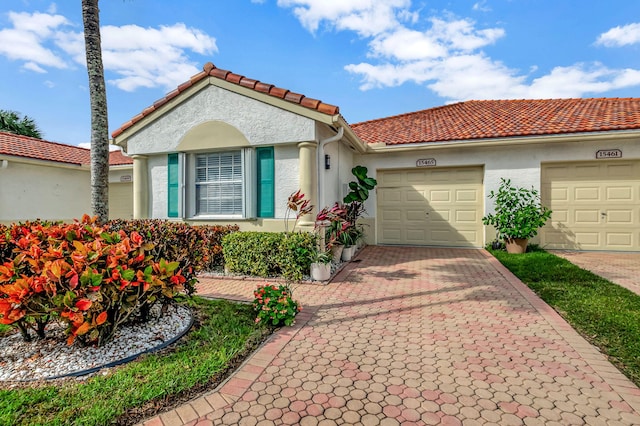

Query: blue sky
[1,1,640,146]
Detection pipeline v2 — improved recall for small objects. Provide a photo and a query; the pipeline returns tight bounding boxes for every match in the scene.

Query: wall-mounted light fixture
[324,154,331,170]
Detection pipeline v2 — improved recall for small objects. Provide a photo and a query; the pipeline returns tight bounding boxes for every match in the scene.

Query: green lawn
[489,247,640,386]
[0,297,270,426]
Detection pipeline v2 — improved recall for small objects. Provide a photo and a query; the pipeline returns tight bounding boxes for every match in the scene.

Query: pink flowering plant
[284,190,313,233]
[253,284,301,326]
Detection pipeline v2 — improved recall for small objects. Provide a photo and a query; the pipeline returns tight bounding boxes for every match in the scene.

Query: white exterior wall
[148,155,169,219]
[108,167,133,184]
[0,161,91,223]
[356,135,640,243]
[274,144,300,218]
[126,85,315,155]
[316,124,355,211]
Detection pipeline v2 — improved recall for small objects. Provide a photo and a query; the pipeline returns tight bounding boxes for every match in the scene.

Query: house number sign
[416,158,436,167]
[596,149,622,159]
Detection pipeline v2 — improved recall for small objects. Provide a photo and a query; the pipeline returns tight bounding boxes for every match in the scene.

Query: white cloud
[0,10,217,92]
[24,62,47,73]
[0,11,71,70]
[277,0,410,37]
[277,1,640,101]
[78,142,121,151]
[472,1,491,13]
[596,23,640,47]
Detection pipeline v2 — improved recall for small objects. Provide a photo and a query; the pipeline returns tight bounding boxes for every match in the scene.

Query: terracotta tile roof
[112,62,340,138]
[109,150,133,166]
[351,98,640,146]
[0,131,133,166]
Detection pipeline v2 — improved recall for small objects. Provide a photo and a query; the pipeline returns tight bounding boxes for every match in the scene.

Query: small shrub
[252,284,301,326]
[222,232,316,281]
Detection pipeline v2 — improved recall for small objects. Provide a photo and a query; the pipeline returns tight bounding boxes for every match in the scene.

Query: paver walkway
[553,250,640,296]
[141,247,640,425]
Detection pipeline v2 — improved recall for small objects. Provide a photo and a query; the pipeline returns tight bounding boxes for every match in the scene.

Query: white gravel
[0,304,192,382]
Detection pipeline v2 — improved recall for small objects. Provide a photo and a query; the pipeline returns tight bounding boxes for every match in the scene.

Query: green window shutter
[168,153,179,218]
[256,147,274,218]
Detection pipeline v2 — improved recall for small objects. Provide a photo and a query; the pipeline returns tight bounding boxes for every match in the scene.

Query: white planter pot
[331,244,344,263]
[310,262,331,281]
[341,245,356,261]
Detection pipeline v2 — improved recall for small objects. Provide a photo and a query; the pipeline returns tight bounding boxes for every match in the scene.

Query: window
[195,151,243,216]
[169,147,274,219]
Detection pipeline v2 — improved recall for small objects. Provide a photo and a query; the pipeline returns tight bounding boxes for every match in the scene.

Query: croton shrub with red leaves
[106,220,238,280]
[0,215,189,346]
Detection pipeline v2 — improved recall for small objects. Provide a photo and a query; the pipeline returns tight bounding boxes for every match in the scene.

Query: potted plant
[338,229,356,261]
[482,178,552,254]
[310,249,332,281]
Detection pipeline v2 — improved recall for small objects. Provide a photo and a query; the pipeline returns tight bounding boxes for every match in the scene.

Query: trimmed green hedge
[222,232,316,282]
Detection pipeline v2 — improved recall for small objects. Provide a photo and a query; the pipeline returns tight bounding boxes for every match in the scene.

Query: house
[112,63,640,252]
[0,131,134,223]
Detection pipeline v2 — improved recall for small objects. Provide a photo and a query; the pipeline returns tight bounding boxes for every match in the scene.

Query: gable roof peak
[112,62,340,139]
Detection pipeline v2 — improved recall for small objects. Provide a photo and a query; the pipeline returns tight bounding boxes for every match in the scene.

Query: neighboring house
[113,63,640,252]
[0,132,134,223]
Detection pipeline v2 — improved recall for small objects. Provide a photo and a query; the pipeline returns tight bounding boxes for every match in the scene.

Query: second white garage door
[377,166,484,247]
[540,160,640,251]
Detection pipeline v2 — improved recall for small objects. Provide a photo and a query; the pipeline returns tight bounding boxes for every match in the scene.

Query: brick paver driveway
[142,246,640,425]
[553,251,640,297]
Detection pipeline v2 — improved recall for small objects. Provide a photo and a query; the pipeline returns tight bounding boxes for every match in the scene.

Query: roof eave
[364,129,640,153]
[0,154,89,170]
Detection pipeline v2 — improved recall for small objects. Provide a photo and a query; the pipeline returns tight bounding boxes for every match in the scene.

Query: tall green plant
[343,166,377,204]
[482,178,552,240]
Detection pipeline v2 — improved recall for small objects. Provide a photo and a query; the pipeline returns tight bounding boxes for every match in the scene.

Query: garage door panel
[607,233,633,247]
[406,190,427,202]
[575,232,600,247]
[379,189,402,204]
[607,186,632,200]
[456,189,478,202]
[550,187,569,201]
[541,160,639,251]
[456,210,478,223]
[431,210,450,222]
[406,210,425,221]
[608,163,634,177]
[430,190,450,202]
[406,230,427,243]
[574,187,600,201]
[607,210,633,224]
[406,171,426,183]
[574,210,600,224]
[377,166,483,247]
[551,209,569,223]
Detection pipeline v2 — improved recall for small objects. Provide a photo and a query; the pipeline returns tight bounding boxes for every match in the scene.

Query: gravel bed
[0,304,192,382]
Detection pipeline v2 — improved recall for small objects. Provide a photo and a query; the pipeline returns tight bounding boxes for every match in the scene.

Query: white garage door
[377,166,484,247]
[109,183,133,220]
[541,160,640,251]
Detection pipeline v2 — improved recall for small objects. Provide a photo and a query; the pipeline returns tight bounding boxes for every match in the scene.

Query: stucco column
[132,155,149,219]
[297,142,317,230]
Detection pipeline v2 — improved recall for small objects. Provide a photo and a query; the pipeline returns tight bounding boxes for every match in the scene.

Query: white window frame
[183,149,255,220]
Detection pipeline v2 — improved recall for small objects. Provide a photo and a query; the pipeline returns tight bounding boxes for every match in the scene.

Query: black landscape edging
[37,307,195,381]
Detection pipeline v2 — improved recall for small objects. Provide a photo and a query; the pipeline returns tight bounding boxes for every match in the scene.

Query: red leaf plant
[0,215,189,346]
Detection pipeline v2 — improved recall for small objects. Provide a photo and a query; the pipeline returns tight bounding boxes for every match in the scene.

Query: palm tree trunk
[82,0,109,224]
